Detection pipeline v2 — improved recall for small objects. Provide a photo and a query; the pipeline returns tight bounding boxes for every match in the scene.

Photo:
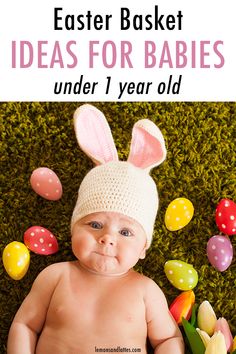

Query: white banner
[0,0,235,101]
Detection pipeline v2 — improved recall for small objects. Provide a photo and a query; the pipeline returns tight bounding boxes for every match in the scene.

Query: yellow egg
[3,241,30,280]
[165,198,194,231]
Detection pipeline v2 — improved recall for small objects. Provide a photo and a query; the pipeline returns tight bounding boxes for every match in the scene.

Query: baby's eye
[88,221,103,229]
[120,228,133,237]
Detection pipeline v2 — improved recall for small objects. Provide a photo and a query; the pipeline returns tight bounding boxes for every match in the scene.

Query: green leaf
[231,350,236,354]
[182,317,205,354]
[190,303,199,328]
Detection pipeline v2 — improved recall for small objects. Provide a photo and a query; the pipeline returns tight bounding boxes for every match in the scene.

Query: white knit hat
[71,104,167,247]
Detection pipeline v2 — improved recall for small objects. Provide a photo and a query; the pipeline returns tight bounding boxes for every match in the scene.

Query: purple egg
[207,235,233,272]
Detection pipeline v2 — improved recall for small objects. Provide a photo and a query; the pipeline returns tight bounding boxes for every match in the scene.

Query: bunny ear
[74,104,118,165]
[128,119,167,171]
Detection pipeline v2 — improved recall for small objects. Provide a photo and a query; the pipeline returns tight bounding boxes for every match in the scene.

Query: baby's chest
[46,280,146,331]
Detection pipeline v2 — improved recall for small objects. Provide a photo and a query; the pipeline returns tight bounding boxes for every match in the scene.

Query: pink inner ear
[75,107,118,165]
[128,127,164,169]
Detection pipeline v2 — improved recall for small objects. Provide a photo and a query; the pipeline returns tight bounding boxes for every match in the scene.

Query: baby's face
[71,212,147,276]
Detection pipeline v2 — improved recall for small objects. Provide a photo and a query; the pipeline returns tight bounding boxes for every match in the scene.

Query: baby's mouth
[94,250,115,258]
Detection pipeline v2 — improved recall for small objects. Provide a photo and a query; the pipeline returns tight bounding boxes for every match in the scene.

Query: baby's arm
[145,279,185,354]
[7,263,62,354]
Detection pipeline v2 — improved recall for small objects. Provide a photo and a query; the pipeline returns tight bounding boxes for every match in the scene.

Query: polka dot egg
[2,241,30,280]
[165,198,194,231]
[164,260,198,290]
[207,235,233,272]
[215,198,236,235]
[24,226,59,255]
[30,167,62,201]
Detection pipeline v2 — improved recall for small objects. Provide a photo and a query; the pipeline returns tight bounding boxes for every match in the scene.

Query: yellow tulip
[197,300,217,336]
[205,332,227,354]
[196,328,211,348]
[231,335,236,353]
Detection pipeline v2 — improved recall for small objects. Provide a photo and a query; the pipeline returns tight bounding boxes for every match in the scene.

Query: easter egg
[165,198,194,231]
[24,226,59,255]
[207,235,233,271]
[3,241,30,280]
[215,198,236,235]
[30,167,62,201]
[164,260,198,290]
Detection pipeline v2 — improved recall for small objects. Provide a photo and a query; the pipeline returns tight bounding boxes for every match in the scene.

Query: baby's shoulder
[29,261,74,296]
[36,261,74,282]
[132,271,166,299]
[42,260,71,271]
[132,271,157,286]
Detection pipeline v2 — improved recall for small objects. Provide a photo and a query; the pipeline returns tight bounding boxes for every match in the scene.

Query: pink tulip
[214,317,233,352]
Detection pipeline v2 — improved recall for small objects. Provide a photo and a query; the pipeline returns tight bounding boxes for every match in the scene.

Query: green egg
[164,260,198,290]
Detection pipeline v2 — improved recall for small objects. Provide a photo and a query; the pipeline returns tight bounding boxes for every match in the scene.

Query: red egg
[24,226,59,255]
[215,199,236,235]
[30,167,62,201]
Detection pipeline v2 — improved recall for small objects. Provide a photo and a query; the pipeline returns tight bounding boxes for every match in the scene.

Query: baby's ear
[74,104,118,165]
[139,247,147,260]
[128,119,167,172]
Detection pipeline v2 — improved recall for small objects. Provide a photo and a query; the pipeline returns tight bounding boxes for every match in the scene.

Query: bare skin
[7,212,184,354]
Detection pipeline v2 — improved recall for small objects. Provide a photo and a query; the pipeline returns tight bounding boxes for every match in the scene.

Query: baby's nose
[98,233,116,246]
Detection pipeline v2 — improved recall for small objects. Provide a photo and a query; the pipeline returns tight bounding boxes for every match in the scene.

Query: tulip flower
[197,300,217,336]
[214,317,233,352]
[169,290,195,325]
[231,335,236,353]
[196,328,211,348]
[205,331,227,354]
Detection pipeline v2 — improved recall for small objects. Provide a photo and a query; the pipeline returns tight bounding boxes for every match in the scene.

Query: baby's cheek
[71,236,82,257]
[72,235,91,257]
[119,247,140,267]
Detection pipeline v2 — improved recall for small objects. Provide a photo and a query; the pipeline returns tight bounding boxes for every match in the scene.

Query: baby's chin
[79,257,129,277]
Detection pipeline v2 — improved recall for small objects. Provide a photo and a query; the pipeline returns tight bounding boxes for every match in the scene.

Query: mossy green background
[0,102,235,353]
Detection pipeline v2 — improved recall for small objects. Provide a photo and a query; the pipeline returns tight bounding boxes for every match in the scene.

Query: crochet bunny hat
[71,104,167,248]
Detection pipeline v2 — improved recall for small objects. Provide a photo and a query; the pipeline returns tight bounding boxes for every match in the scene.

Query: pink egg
[24,226,59,255]
[207,235,233,271]
[30,167,62,201]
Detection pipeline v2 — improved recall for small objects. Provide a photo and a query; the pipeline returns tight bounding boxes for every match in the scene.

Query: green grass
[0,102,235,353]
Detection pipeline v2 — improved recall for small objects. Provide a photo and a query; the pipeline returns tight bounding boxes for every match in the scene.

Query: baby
[7,105,184,354]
